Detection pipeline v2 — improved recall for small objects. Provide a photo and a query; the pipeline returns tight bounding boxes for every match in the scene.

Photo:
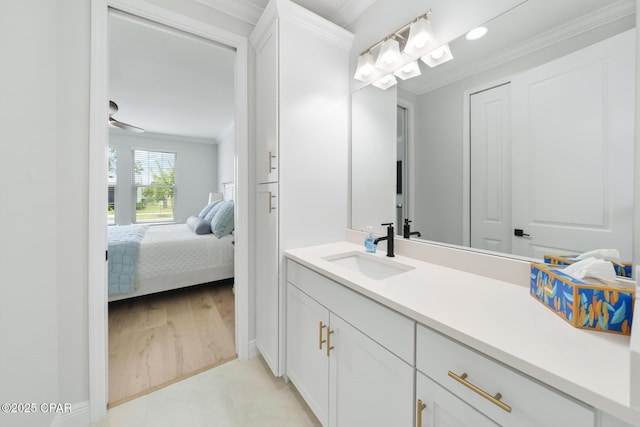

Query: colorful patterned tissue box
[530,263,634,335]
[544,254,633,278]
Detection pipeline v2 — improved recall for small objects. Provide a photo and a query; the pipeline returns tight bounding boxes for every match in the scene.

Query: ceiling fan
[109,100,144,133]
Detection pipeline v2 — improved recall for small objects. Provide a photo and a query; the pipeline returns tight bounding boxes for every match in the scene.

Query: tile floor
[92,357,322,427]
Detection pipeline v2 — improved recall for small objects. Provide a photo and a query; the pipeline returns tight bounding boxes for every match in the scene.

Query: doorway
[89,1,250,422]
[106,9,238,406]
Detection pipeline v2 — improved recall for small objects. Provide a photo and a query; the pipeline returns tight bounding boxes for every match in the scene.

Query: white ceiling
[108,0,376,140]
[399,0,634,94]
[195,0,377,27]
[108,0,633,140]
[109,11,236,141]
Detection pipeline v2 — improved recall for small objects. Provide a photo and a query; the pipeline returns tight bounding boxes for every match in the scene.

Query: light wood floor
[108,280,236,407]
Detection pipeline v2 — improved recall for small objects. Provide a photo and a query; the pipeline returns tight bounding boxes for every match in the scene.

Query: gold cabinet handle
[447,371,512,413]
[417,399,427,427]
[319,321,326,350]
[268,191,276,213]
[326,327,334,357]
[268,151,276,172]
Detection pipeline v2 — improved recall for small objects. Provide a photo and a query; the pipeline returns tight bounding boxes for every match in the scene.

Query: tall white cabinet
[250,0,353,376]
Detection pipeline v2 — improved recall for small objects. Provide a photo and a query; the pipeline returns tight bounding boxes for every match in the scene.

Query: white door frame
[88,0,250,422]
[396,97,415,224]
[462,77,511,247]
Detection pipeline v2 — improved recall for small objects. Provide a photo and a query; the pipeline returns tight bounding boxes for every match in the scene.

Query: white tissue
[574,248,621,263]
[561,257,617,283]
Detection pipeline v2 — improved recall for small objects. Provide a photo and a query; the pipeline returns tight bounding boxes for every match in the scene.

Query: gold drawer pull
[268,151,277,171]
[417,399,427,427]
[326,327,334,357]
[447,371,512,413]
[268,191,276,213]
[319,321,326,350]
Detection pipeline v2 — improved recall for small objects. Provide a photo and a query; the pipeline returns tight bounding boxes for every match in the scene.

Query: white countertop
[285,241,638,424]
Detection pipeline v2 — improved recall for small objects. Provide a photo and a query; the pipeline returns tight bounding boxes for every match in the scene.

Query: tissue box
[530,263,634,335]
[544,254,633,278]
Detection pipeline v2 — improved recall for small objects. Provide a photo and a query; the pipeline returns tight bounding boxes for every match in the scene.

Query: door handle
[319,321,326,350]
[268,191,276,213]
[514,228,530,237]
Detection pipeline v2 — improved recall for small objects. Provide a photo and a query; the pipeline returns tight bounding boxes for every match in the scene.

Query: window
[107,146,117,225]
[132,150,176,223]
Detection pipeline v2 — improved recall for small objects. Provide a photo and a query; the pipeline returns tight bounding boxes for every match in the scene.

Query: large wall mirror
[351,0,635,267]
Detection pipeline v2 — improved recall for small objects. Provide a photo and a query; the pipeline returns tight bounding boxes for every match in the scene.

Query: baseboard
[248,339,259,359]
[50,401,90,427]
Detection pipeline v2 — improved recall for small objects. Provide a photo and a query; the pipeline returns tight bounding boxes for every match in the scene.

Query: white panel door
[328,314,413,427]
[470,84,511,253]
[255,183,279,375]
[286,284,330,426]
[511,30,634,259]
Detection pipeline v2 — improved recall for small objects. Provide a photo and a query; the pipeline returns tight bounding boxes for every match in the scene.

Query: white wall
[109,131,218,224]
[411,16,634,245]
[0,1,249,425]
[0,2,61,426]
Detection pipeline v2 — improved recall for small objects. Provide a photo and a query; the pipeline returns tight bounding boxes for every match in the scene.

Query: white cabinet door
[286,283,329,426]
[255,20,278,184]
[256,183,279,375]
[416,371,499,427]
[329,313,413,427]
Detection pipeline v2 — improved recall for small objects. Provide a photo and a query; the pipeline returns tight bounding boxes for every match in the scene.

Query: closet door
[470,83,511,253]
[255,183,279,375]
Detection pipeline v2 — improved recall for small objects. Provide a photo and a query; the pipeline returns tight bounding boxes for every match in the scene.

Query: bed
[108,183,235,302]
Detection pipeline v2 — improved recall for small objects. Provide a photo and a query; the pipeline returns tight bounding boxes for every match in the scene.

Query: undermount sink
[323,251,415,280]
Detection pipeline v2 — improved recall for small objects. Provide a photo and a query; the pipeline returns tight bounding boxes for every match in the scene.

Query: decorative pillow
[203,200,225,222]
[198,200,222,219]
[186,215,211,235]
[210,200,234,238]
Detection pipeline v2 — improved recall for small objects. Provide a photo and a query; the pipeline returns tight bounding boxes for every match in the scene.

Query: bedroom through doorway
[105,9,238,407]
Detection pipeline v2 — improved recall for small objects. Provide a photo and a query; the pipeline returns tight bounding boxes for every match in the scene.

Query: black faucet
[374,222,395,257]
[403,219,422,239]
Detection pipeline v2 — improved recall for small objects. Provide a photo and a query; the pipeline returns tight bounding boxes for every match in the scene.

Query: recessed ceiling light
[466,27,488,41]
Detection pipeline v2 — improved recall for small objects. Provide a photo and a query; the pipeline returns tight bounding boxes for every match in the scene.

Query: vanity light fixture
[353,9,457,88]
[353,51,377,82]
[372,74,398,90]
[421,44,453,68]
[403,15,438,58]
[374,37,402,72]
[465,26,488,40]
[394,60,421,80]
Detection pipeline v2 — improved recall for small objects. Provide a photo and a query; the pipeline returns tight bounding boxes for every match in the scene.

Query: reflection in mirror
[350,0,635,268]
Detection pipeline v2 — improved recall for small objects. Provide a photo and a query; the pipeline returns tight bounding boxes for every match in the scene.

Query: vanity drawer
[416,325,595,426]
[287,260,415,365]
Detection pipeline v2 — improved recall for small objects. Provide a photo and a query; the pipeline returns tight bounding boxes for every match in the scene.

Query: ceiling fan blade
[109,118,144,133]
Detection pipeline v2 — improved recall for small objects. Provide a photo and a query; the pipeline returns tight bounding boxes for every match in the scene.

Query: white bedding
[109,223,234,301]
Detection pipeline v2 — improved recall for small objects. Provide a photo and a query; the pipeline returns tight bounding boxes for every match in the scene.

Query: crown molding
[195,0,265,25]
[413,0,635,95]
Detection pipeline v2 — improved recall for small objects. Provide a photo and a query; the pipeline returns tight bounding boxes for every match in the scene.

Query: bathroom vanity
[284,233,639,427]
